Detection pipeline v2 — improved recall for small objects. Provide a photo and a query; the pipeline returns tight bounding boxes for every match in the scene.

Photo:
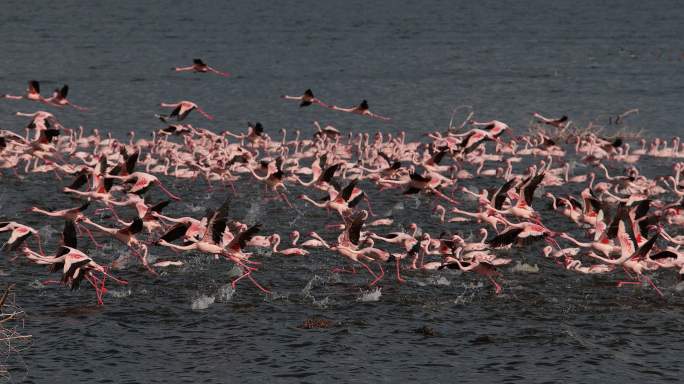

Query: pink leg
[643,276,664,298]
[231,268,252,289]
[130,247,157,276]
[331,266,357,274]
[247,274,271,293]
[33,233,45,256]
[102,267,128,286]
[357,262,377,279]
[279,192,294,208]
[431,188,458,205]
[616,281,641,287]
[369,262,385,286]
[364,196,376,217]
[156,181,181,201]
[395,257,406,284]
[107,204,123,221]
[79,224,104,248]
[85,274,104,305]
[196,108,214,121]
[488,276,502,295]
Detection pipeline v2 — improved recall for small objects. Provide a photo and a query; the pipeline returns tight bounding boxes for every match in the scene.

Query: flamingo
[281,89,330,108]
[328,100,391,121]
[0,221,44,255]
[173,59,230,77]
[3,80,45,102]
[44,85,89,110]
[21,220,127,304]
[157,101,213,121]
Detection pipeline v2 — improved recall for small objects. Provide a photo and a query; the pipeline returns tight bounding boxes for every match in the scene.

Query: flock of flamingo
[1,58,684,305]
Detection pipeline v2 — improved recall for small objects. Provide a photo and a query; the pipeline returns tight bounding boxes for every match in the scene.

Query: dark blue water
[2,1,684,382]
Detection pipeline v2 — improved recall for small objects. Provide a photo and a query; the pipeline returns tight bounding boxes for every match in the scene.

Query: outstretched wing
[233,224,261,250]
[59,84,69,99]
[320,163,342,183]
[62,220,77,249]
[486,227,524,248]
[157,222,190,244]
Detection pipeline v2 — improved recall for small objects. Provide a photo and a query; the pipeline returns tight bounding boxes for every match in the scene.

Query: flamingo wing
[486,227,524,248]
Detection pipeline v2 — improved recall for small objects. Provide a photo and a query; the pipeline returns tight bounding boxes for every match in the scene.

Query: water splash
[191,295,215,310]
[301,275,331,308]
[216,284,236,302]
[675,281,684,292]
[510,262,540,274]
[415,275,451,287]
[301,275,325,300]
[28,279,48,290]
[357,287,382,302]
[107,288,132,298]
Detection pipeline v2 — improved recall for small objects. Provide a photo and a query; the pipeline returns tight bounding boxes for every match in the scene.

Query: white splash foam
[312,296,331,308]
[216,284,236,302]
[107,288,132,298]
[28,279,49,290]
[301,275,325,300]
[510,261,540,274]
[357,287,382,302]
[191,295,215,310]
[675,282,684,292]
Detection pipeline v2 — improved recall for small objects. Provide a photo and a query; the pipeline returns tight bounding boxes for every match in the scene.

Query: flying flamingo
[22,220,127,304]
[0,221,44,255]
[3,80,45,102]
[29,201,101,246]
[486,217,556,248]
[157,101,214,121]
[107,171,181,201]
[173,59,230,77]
[440,251,504,295]
[587,221,663,297]
[81,217,153,273]
[533,112,568,128]
[281,89,330,108]
[44,85,89,111]
[328,100,391,121]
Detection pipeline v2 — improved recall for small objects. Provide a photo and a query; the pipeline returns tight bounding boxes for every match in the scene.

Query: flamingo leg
[364,196,376,216]
[78,224,104,248]
[33,233,45,256]
[278,192,294,209]
[395,257,406,284]
[156,181,181,201]
[331,266,357,274]
[369,262,385,286]
[643,276,664,298]
[488,275,503,295]
[231,268,252,289]
[246,274,271,293]
[196,108,214,121]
